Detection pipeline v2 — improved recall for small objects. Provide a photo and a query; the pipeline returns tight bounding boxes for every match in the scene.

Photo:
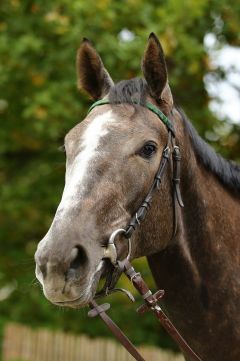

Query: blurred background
[0,0,240,360]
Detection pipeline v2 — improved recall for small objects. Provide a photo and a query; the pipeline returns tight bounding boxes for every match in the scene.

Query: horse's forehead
[65,104,162,152]
[66,107,119,140]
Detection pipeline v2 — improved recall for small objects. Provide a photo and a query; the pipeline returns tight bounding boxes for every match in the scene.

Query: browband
[87,99,175,136]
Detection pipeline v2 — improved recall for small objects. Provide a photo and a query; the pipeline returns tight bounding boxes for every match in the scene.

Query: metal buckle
[130,272,141,283]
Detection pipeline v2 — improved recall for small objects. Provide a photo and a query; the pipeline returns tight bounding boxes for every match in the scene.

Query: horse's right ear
[77,38,114,100]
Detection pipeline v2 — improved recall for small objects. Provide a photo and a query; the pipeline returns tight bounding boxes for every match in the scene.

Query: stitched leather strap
[87,99,199,361]
[89,261,202,361]
[89,300,146,361]
[125,131,172,239]
[172,144,184,237]
[122,259,202,361]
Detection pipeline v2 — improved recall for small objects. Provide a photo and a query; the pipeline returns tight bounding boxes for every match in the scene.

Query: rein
[87,100,202,361]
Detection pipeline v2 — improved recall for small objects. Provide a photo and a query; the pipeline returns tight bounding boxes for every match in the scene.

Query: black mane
[108,78,240,194]
[108,78,148,105]
[179,108,240,194]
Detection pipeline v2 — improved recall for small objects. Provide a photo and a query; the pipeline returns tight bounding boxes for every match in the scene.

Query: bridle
[86,99,202,361]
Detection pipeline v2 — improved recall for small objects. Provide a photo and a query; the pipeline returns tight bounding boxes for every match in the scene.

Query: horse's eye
[139,142,157,159]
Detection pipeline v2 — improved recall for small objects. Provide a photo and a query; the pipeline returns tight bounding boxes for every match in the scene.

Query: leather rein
[86,99,202,361]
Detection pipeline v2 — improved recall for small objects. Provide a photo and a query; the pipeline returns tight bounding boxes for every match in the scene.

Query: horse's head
[35,33,176,308]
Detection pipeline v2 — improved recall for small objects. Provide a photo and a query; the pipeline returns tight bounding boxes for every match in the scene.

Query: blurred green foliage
[0,0,240,355]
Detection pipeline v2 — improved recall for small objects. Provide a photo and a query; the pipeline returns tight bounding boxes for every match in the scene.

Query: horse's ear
[142,33,173,107]
[77,38,114,100]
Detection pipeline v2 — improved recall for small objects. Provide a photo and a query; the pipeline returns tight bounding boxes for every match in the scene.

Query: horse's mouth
[53,292,96,308]
[53,260,111,309]
[54,296,88,308]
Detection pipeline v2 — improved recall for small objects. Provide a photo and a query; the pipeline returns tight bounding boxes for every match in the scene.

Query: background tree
[0,0,239,354]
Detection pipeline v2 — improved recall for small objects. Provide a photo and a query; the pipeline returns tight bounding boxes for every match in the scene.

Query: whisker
[58,145,66,152]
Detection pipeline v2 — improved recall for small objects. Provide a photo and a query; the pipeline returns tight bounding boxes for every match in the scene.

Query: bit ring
[109,228,126,244]
[103,228,132,265]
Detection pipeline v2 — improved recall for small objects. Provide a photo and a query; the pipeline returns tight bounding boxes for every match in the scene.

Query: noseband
[86,100,202,361]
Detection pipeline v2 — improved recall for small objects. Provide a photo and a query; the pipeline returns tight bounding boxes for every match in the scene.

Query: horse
[34,33,240,360]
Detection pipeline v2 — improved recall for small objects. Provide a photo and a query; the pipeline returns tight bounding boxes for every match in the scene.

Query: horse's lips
[53,289,94,309]
[52,263,106,309]
[53,296,90,308]
[54,297,85,307]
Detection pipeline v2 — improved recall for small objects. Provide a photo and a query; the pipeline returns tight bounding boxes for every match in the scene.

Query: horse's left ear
[142,33,173,108]
[77,38,114,100]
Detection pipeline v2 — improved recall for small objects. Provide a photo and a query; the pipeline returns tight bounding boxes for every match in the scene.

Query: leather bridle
[86,100,202,361]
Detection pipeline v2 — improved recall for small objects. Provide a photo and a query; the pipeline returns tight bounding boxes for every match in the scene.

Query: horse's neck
[147,144,240,360]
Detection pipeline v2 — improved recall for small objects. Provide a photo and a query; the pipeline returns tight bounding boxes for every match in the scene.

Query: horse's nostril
[69,246,87,270]
[39,264,47,278]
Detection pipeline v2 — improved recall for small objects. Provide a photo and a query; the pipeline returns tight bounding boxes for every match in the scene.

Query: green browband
[87,99,175,136]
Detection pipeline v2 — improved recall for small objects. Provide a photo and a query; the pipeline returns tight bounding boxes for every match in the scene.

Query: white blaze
[35,111,115,289]
[57,110,115,212]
